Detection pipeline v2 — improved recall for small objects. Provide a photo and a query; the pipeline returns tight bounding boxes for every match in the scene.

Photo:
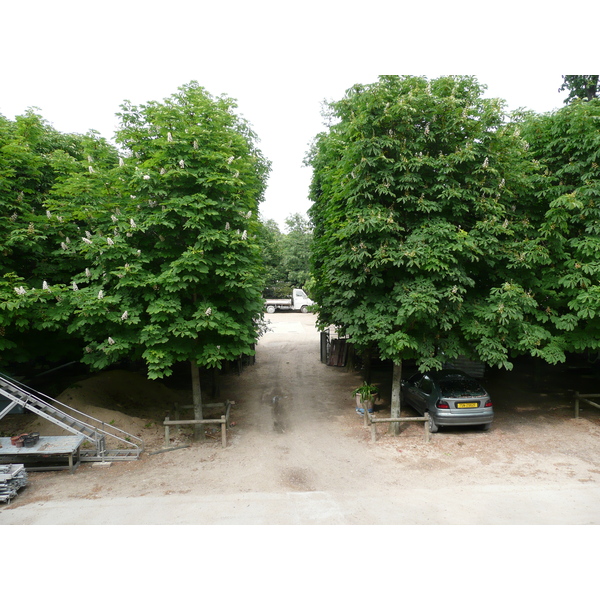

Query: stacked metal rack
[0,372,143,463]
[0,464,27,503]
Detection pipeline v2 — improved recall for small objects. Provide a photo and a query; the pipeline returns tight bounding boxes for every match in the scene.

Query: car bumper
[433,411,494,427]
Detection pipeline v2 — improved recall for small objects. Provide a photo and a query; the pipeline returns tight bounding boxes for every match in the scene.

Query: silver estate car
[402,369,493,433]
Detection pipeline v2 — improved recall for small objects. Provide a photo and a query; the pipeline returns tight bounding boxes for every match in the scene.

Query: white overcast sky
[2,0,595,575]
[1,1,594,230]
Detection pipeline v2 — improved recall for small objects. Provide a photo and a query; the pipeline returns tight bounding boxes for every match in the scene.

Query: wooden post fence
[164,401,232,448]
[574,392,600,419]
[368,413,431,443]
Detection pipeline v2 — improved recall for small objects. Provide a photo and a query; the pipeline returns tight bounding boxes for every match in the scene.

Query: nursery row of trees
[2,76,599,410]
[306,75,600,429]
[0,83,273,436]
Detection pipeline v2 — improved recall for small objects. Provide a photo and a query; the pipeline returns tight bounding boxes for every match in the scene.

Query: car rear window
[439,378,486,398]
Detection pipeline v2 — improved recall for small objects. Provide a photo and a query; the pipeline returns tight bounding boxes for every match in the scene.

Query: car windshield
[439,377,486,398]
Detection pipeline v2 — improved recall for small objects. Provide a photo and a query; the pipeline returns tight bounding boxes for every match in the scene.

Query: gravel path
[2,312,600,524]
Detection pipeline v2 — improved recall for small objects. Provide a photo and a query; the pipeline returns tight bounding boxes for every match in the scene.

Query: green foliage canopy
[257,218,286,291]
[0,110,119,364]
[307,75,541,371]
[520,98,600,358]
[281,213,313,289]
[559,75,599,104]
[258,213,314,295]
[8,83,271,378]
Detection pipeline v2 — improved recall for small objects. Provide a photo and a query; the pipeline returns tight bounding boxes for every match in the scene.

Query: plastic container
[23,433,39,447]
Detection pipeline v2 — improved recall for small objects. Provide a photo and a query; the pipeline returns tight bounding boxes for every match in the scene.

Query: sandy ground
[2,312,600,525]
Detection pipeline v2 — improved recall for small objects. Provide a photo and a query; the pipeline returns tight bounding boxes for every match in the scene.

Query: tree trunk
[389,360,402,436]
[586,75,599,101]
[363,350,372,384]
[191,359,204,441]
[211,367,221,398]
[533,357,542,393]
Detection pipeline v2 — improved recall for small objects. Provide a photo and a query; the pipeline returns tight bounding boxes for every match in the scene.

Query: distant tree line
[259,213,313,298]
[560,75,599,103]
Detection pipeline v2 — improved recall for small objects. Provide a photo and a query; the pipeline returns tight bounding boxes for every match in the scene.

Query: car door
[416,376,434,414]
[402,374,422,412]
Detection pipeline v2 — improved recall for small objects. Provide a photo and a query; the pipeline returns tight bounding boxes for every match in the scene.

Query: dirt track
[2,312,600,524]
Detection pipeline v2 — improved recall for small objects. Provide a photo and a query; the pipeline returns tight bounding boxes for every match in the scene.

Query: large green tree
[0,110,118,365]
[519,98,600,359]
[307,76,539,432]
[35,82,270,439]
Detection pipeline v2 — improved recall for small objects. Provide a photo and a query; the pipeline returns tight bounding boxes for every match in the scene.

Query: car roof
[424,369,475,382]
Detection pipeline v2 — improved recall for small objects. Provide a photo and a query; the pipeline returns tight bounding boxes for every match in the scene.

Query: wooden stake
[389,361,402,436]
[191,359,204,441]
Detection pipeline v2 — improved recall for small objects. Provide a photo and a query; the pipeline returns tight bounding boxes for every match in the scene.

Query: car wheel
[481,423,491,431]
[428,415,438,433]
[300,306,308,313]
[266,306,275,314]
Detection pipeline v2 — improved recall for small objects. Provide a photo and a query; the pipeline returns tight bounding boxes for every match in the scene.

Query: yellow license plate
[457,402,479,408]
